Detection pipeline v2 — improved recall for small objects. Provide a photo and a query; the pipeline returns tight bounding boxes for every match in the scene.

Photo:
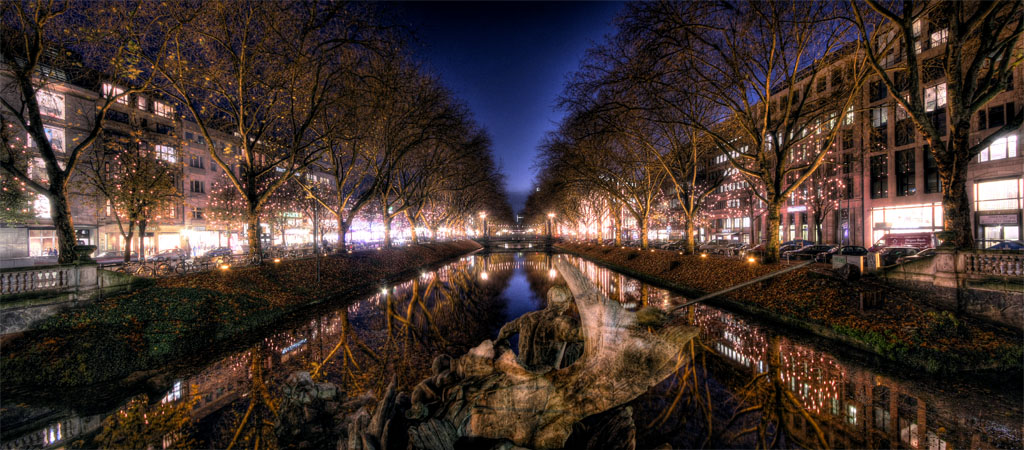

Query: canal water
[1,252,1020,449]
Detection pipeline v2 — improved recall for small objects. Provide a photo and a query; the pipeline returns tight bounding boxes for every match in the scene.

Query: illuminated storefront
[974,177,1022,247]
[870,202,943,243]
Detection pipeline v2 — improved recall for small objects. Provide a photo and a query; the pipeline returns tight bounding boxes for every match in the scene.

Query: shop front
[869,202,943,244]
[974,177,1022,248]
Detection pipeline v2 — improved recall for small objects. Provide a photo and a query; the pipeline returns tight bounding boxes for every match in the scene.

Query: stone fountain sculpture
[283,259,699,450]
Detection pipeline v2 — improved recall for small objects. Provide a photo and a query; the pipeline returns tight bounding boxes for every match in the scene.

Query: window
[922,56,943,83]
[869,80,888,102]
[924,83,946,112]
[189,155,204,169]
[895,149,916,196]
[137,96,147,110]
[831,69,843,89]
[895,118,915,146]
[27,126,66,153]
[844,105,854,125]
[154,101,173,118]
[817,77,827,93]
[191,207,204,220]
[975,178,1022,212]
[844,177,854,199]
[870,154,889,199]
[871,106,888,127]
[102,83,128,104]
[842,153,853,174]
[930,28,947,47]
[36,90,65,119]
[978,134,1018,162]
[155,144,176,162]
[929,107,947,136]
[912,19,921,37]
[924,147,940,193]
[983,102,1015,129]
[105,199,112,216]
[842,129,854,149]
[190,180,205,193]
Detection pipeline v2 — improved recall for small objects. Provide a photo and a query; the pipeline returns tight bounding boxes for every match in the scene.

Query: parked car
[94,250,137,263]
[816,246,868,263]
[783,244,836,260]
[988,240,1024,250]
[879,246,921,266]
[780,239,815,249]
[153,248,188,262]
[203,247,233,258]
[896,247,936,264]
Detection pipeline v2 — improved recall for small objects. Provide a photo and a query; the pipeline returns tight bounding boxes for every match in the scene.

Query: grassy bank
[558,242,1022,373]
[0,241,481,388]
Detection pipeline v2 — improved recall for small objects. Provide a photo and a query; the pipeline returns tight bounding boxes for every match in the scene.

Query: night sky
[389,1,624,211]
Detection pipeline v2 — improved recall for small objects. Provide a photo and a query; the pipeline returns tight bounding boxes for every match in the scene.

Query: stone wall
[877,248,1024,330]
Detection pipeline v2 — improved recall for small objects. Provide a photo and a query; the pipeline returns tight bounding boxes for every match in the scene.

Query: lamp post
[547,212,555,240]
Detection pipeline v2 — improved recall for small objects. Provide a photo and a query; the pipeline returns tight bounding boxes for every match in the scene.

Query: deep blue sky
[389,1,624,211]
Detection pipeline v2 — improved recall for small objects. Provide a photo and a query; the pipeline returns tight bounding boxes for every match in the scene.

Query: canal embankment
[0,241,482,389]
[557,242,1023,373]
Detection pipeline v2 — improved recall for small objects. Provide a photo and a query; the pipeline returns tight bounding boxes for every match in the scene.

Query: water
[1,252,1020,449]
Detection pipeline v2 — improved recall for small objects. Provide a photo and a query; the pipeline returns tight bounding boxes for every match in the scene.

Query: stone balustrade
[961,251,1024,277]
[1,265,78,296]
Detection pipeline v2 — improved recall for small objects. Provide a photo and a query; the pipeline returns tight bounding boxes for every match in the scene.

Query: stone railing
[961,252,1024,276]
[0,265,78,296]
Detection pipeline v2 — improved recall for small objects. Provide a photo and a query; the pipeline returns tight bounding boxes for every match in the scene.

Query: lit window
[912,19,921,37]
[162,380,183,403]
[975,178,1021,212]
[102,83,128,104]
[36,90,65,119]
[26,126,66,153]
[844,106,854,125]
[155,144,176,162]
[154,101,174,118]
[137,96,147,110]
[978,135,1018,162]
[871,106,888,127]
[930,28,948,47]
[924,83,946,112]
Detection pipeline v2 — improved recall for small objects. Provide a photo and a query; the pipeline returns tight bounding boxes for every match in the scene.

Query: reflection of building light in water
[43,422,62,445]
[549,268,557,279]
[162,380,183,403]
[281,338,308,355]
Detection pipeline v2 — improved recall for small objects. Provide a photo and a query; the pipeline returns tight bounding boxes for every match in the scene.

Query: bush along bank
[557,243,1023,374]
[0,241,482,389]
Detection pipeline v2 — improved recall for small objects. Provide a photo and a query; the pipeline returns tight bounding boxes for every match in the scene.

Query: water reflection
[1,252,1020,449]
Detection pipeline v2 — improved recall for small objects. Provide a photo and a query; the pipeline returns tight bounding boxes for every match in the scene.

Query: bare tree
[140,2,373,260]
[625,0,868,262]
[852,0,1023,249]
[0,0,160,262]
[82,130,182,261]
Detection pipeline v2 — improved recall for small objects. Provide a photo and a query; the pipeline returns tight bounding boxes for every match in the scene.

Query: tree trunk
[406,211,419,244]
[49,192,78,264]
[941,134,975,249]
[338,216,349,253]
[640,216,649,250]
[246,209,263,262]
[383,216,392,249]
[138,219,148,261]
[814,218,823,244]
[684,218,695,254]
[123,221,136,262]
[764,202,783,263]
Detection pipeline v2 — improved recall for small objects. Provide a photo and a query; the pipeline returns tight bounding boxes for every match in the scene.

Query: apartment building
[702,19,1023,249]
[1,63,325,263]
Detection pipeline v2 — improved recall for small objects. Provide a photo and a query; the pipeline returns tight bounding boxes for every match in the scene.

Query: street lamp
[479,211,488,239]
[547,212,555,239]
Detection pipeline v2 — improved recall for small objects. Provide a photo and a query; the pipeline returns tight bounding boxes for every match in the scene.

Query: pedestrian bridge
[473,236,555,252]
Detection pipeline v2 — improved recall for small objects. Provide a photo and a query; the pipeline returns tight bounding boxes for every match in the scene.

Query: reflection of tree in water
[212,347,281,450]
[318,254,514,396]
